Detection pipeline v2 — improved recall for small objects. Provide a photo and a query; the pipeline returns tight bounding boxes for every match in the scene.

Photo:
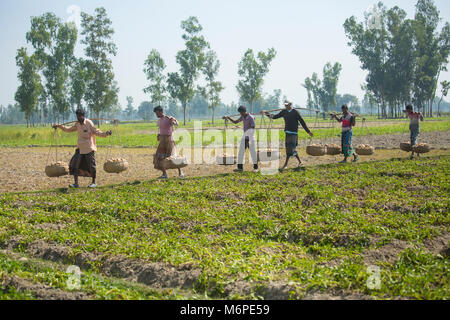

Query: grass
[0,118,449,148]
[0,155,449,299]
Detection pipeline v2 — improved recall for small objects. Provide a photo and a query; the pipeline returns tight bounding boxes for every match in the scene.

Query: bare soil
[15,240,202,290]
[363,232,450,266]
[0,131,448,194]
[1,275,91,300]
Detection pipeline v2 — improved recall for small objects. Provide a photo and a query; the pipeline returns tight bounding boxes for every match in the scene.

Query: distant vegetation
[5,0,450,127]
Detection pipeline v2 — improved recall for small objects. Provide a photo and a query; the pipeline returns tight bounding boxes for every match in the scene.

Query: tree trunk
[212,106,215,125]
[183,102,186,126]
[429,99,433,118]
[437,96,443,117]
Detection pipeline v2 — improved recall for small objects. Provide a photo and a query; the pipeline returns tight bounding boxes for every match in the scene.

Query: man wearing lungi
[153,106,184,179]
[403,104,424,159]
[332,104,359,163]
[223,106,258,172]
[53,109,112,188]
[263,101,314,170]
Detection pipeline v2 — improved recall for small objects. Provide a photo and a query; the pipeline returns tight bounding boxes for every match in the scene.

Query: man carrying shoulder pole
[153,106,184,179]
[223,105,258,172]
[263,101,314,170]
[53,109,112,188]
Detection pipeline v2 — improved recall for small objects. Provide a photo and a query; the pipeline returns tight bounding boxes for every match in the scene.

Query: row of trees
[344,0,450,118]
[142,16,278,124]
[123,88,287,122]
[14,8,119,127]
[12,1,448,126]
[302,62,343,112]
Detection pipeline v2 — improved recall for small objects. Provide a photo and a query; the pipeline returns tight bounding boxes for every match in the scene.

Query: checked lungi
[69,148,96,178]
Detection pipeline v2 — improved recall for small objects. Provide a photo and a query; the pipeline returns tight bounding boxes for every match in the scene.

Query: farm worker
[223,106,258,172]
[153,106,184,179]
[331,104,359,163]
[262,100,314,170]
[53,109,112,188]
[403,104,424,159]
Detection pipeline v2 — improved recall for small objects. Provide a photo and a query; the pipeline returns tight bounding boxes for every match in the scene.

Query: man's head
[341,104,349,114]
[153,106,164,118]
[238,105,247,117]
[75,109,85,123]
[284,100,293,110]
[403,104,413,114]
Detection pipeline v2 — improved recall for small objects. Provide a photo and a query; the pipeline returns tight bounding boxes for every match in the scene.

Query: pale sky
[0,0,449,109]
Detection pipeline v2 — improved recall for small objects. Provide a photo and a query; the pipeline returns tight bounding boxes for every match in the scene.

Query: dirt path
[0,131,448,193]
[136,119,449,133]
[311,130,450,150]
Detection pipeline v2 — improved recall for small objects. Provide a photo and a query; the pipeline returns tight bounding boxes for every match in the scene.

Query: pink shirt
[61,119,108,154]
[158,117,173,136]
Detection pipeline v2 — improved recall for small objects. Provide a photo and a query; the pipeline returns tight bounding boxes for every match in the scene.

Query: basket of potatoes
[104,158,129,173]
[45,161,69,177]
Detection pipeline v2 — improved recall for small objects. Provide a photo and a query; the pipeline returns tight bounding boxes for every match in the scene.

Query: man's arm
[223,116,241,124]
[331,114,342,122]
[266,110,284,120]
[54,124,77,133]
[167,116,179,126]
[298,112,314,136]
[89,121,111,137]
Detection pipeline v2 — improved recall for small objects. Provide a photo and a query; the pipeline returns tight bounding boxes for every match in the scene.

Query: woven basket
[355,144,375,156]
[45,161,69,177]
[400,142,412,152]
[104,158,129,173]
[413,143,431,154]
[306,144,326,156]
[216,154,236,165]
[162,156,188,170]
[325,144,341,155]
[257,149,280,162]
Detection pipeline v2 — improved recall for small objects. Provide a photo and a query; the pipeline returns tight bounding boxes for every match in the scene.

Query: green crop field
[0,118,449,148]
[0,155,448,300]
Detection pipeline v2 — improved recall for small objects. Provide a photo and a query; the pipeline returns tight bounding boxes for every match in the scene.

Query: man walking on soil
[403,104,424,159]
[223,106,258,172]
[263,101,314,170]
[153,106,184,179]
[331,104,359,163]
[53,109,112,188]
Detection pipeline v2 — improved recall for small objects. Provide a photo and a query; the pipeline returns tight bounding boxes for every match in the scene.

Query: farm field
[0,155,448,300]
[0,130,449,193]
[1,124,449,300]
[1,118,449,148]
